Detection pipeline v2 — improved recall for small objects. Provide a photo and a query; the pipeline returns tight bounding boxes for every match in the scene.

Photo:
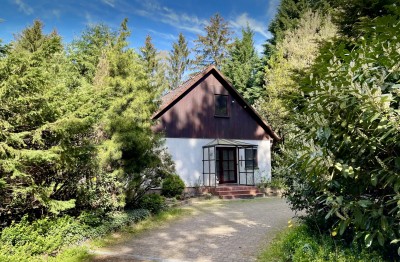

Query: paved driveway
[92,197,295,262]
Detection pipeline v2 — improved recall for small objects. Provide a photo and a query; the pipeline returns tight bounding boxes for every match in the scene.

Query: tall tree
[141,35,158,77]
[140,35,167,96]
[167,33,190,89]
[257,10,337,134]
[69,24,115,83]
[222,26,260,103]
[0,21,95,220]
[266,0,332,57]
[330,0,397,37]
[193,13,232,70]
[98,20,174,206]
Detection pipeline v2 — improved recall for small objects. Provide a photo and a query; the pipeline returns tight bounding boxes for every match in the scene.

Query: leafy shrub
[258,223,385,262]
[280,6,400,256]
[139,194,166,214]
[0,209,150,261]
[161,174,185,198]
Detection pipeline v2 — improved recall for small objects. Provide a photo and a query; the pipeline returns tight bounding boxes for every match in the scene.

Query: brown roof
[152,65,280,141]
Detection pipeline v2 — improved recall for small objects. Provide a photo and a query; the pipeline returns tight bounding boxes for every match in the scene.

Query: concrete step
[215,186,258,192]
[217,190,259,195]
[220,194,254,199]
[219,193,264,200]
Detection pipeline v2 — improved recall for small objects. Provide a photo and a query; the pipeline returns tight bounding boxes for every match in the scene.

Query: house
[152,65,279,189]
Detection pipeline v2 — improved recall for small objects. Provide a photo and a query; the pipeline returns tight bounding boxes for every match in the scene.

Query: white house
[152,65,280,193]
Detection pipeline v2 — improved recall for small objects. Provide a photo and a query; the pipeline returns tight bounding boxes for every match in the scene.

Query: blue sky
[0,0,280,54]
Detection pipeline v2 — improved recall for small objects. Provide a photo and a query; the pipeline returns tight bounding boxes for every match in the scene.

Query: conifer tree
[90,19,174,207]
[0,21,94,219]
[222,26,260,103]
[167,33,190,89]
[140,35,167,96]
[141,35,158,77]
[193,13,232,70]
[69,24,115,83]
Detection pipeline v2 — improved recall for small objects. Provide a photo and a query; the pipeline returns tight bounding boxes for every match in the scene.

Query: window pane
[245,148,258,169]
[223,161,228,170]
[229,150,234,160]
[245,160,253,169]
[223,150,228,160]
[253,149,258,168]
[229,161,234,170]
[215,95,228,116]
[223,171,229,181]
[229,171,235,180]
[245,149,253,160]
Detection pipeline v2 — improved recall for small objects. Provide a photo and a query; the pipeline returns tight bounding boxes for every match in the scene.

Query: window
[215,95,228,117]
[245,148,258,169]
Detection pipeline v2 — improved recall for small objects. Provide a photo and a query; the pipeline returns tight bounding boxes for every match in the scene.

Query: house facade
[152,65,279,187]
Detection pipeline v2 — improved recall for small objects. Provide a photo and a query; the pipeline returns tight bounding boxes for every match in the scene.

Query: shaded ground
[92,197,295,262]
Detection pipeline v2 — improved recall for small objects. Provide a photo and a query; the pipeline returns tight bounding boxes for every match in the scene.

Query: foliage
[330,0,397,38]
[137,194,166,214]
[256,10,337,134]
[140,34,167,96]
[258,223,385,262]
[193,13,232,70]
[68,23,115,83]
[161,174,185,198]
[0,210,150,261]
[281,6,400,256]
[222,26,260,104]
[0,18,175,224]
[0,20,97,222]
[167,33,190,89]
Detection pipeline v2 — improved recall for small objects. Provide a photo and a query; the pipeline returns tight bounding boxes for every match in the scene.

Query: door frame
[216,147,237,184]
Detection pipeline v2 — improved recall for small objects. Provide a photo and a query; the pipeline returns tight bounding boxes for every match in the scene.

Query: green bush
[139,194,166,214]
[280,6,400,256]
[258,223,386,262]
[0,209,150,261]
[161,174,185,198]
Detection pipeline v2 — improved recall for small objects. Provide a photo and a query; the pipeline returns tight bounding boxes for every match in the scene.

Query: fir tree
[222,26,260,104]
[141,35,158,77]
[167,33,190,89]
[69,24,115,83]
[0,21,95,220]
[193,13,232,70]
[140,35,167,97]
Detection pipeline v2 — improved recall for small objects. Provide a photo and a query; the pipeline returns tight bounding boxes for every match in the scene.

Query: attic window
[215,95,228,117]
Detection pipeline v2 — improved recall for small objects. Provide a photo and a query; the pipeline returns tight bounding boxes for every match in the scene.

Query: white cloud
[148,29,177,41]
[133,0,206,35]
[266,0,280,20]
[85,12,94,26]
[14,0,34,15]
[102,0,115,8]
[52,9,61,19]
[230,13,271,39]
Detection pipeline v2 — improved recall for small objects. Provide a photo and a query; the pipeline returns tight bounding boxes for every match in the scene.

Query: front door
[216,147,237,184]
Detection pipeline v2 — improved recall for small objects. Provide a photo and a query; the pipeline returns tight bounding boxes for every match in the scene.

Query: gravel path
[92,197,295,262]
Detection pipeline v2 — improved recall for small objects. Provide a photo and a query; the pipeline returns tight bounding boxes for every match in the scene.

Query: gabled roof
[152,65,280,141]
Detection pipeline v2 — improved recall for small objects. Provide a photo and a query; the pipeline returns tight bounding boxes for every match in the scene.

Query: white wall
[165,138,272,186]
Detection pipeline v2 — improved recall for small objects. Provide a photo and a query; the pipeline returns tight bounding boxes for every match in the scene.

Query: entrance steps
[202,185,264,199]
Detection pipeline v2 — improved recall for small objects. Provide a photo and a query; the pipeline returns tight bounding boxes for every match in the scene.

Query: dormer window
[215,94,229,117]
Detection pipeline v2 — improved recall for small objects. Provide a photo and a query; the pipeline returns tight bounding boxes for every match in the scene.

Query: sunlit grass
[90,207,194,248]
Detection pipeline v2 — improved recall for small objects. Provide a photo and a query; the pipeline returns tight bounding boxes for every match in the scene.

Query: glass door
[216,147,237,184]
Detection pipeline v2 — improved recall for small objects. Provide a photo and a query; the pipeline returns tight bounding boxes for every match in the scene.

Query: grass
[258,223,386,262]
[90,207,193,248]
[0,206,194,262]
